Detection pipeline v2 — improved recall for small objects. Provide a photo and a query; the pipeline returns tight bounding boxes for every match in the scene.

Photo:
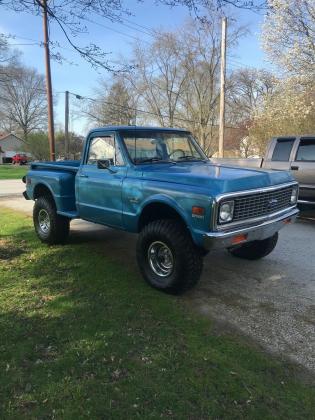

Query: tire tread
[137,219,203,293]
[33,196,70,245]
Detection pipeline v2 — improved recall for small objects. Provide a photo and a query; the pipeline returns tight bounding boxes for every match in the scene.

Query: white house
[0,133,29,163]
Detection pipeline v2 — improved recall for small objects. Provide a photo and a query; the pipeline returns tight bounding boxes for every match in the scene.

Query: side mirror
[97,159,116,173]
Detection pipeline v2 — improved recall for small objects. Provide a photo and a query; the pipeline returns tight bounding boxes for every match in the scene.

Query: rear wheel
[136,219,203,294]
[33,196,70,244]
[228,233,278,260]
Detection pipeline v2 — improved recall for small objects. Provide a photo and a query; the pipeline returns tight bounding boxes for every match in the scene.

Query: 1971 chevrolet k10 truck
[23,126,299,293]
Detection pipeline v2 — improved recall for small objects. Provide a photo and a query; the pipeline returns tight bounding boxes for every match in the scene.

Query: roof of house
[0,133,24,142]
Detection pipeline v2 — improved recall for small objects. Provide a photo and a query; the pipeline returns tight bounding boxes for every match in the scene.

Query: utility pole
[42,0,55,161]
[65,90,69,159]
[218,17,227,158]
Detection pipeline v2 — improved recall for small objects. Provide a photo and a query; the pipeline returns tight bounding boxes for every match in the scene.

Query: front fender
[138,194,190,226]
[136,193,213,248]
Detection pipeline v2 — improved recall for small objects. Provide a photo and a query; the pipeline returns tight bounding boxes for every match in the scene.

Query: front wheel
[136,219,203,294]
[33,196,70,245]
[228,232,278,260]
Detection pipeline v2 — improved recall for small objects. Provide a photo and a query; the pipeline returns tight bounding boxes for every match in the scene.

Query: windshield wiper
[177,155,208,162]
[136,157,176,164]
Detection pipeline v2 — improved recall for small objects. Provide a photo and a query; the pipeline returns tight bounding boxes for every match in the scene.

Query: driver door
[76,133,127,228]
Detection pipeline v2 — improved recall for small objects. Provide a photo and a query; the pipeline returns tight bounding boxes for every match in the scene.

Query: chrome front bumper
[203,207,299,250]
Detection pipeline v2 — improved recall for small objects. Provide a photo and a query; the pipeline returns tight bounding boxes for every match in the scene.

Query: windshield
[120,130,207,164]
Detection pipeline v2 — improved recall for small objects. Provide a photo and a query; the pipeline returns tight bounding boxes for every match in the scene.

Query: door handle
[79,174,89,178]
[291,166,299,171]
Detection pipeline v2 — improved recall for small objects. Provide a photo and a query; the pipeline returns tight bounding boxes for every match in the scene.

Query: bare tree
[84,77,136,126]
[1,0,265,71]
[157,0,266,12]
[56,131,83,159]
[175,19,222,153]
[0,34,20,83]
[1,1,131,70]
[226,68,278,125]
[122,17,246,155]
[0,65,47,139]
[126,32,188,127]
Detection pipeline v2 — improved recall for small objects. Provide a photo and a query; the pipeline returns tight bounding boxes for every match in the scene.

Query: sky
[1,1,268,135]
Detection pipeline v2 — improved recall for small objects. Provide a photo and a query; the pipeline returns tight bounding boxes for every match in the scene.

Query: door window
[87,135,124,166]
[271,139,295,162]
[296,138,315,161]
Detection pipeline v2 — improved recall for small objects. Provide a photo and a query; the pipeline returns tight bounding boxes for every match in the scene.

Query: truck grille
[232,186,293,222]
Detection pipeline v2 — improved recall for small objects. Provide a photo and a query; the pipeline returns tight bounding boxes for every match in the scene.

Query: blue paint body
[26,126,294,247]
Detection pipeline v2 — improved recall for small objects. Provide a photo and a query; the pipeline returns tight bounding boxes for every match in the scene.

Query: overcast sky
[1,1,267,135]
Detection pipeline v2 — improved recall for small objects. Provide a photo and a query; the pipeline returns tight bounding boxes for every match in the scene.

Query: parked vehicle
[12,153,28,165]
[23,126,299,294]
[212,135,315,205]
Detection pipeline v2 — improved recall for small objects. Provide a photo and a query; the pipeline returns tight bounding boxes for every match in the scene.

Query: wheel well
[33,184,55,204]
[138,202,186,232]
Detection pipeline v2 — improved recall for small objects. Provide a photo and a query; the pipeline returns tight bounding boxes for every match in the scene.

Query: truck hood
[141,162,294,196]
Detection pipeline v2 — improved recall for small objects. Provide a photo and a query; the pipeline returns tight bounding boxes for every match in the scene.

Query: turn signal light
[231,234,248,245]
[192,206,205,216]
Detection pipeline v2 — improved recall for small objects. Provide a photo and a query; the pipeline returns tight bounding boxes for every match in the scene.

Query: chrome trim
[204,207,299,250]
[211,181,298,231]
[216,205,297,231]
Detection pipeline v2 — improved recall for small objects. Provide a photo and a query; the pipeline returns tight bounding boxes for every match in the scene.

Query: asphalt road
[0,180,314,374]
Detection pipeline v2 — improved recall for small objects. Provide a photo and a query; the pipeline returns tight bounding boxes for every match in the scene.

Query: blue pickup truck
[24,126,299,293]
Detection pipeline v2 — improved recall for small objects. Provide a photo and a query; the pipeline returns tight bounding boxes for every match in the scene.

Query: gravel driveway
[0,181,314,374]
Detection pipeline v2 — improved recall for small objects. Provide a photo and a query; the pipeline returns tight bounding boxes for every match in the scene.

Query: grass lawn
[0,208,314,419]
[0,164,28,180]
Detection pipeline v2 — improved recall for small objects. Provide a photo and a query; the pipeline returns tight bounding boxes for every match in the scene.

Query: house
[0,133,28,163]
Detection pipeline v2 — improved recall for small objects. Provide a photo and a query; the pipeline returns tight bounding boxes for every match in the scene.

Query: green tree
[24,132,50,161]
[55,131,84,160]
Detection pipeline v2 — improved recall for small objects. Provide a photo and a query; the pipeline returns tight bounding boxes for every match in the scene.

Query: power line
[7,42,39,46]
[7,33,131,68]
[84,17,151,45]
[67,90,243,130]
[113,19,155,38]
[120,17,157,36]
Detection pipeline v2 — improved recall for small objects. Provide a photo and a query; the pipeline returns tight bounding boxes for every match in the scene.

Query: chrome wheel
[38,209,50,234]
[148,241,174,277]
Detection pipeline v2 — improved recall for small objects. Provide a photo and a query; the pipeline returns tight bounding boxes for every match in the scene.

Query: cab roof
[89,126,189,134]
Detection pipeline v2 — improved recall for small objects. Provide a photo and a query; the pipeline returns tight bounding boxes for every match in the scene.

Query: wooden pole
[218,17,227,158]
[65,90,69,159]
[42,0,55,161]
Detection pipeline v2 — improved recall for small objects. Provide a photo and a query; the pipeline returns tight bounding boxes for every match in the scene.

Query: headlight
[290,186,298,204]
[219,200,234,223]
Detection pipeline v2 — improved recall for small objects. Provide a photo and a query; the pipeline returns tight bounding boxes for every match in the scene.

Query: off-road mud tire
[136,219,203,294]
[33,196,70,245]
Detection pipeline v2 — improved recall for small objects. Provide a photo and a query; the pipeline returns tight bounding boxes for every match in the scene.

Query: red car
[12,154,28,165]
